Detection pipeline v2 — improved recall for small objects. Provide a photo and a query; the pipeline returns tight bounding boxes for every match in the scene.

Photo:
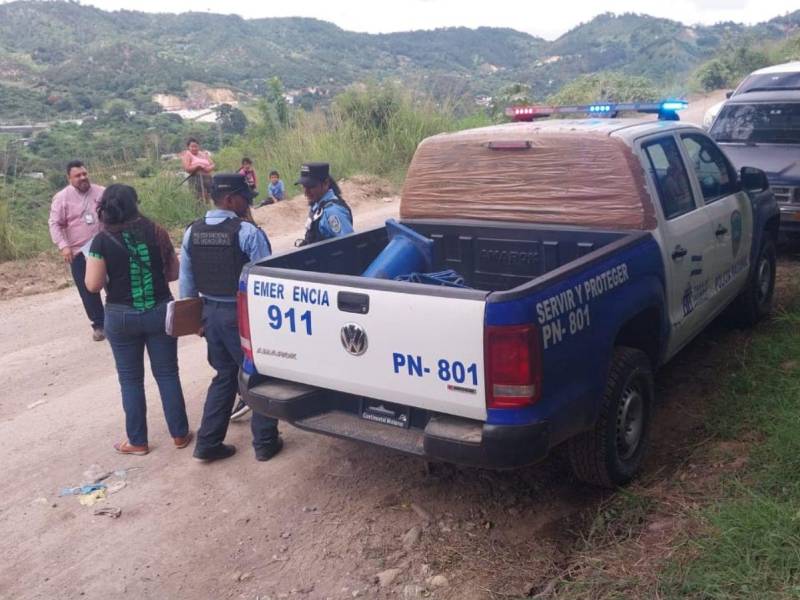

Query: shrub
[547,72,660,104]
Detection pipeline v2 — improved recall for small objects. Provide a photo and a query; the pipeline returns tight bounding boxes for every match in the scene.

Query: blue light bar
[506,99,689,121]
[660,100,688,112]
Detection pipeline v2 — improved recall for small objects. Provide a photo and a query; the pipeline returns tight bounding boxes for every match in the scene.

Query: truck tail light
[237,290,253,364]
[485,324,541,409]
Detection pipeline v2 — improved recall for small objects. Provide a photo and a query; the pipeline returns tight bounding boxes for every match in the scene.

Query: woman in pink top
[181,138,215,201]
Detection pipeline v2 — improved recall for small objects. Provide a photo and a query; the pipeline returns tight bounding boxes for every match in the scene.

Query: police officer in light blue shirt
[179,172,282,463]
[296,162,353,246]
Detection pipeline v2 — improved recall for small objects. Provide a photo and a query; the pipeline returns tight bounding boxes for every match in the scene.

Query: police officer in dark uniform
[296,162,354,246]
[179,173,282,462]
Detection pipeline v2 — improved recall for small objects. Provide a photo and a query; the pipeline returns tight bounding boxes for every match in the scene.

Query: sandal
[114,440,149,456]
[173,431,194,449]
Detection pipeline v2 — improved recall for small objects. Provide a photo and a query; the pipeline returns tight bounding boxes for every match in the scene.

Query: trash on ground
[79,489,107,506]
[59,483,107,497]
[83,464,112,484]
[113,467,143,479]
[93,506,122,519]
[106,480,127,494]
[26,399,47,409]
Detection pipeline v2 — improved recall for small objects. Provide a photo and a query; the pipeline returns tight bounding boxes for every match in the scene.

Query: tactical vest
[188,217,248,297]
[302,197,354,245]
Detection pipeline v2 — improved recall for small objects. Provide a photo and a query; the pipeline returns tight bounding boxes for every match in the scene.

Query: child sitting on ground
[264,170,285,205]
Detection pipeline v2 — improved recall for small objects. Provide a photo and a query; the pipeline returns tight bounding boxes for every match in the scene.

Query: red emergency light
[506,105,554,121]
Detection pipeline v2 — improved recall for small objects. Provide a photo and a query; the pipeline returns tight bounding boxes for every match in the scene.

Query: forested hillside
[0,1,798,120]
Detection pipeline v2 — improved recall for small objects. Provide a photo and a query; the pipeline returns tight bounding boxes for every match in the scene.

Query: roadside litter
[57,463,141,517]
[106,480,127,494]
[82,463,142,484]
[59,483,107,497]
[78,488,107,506]
[83,463,112,484]
[93,506,122,519]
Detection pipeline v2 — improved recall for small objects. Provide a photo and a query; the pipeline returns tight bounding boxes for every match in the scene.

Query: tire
[568,347,654,488]
[734,239,776,327]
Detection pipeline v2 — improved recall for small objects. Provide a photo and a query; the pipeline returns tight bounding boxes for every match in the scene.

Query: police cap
[211,172,256,203]
[295,162,329,186]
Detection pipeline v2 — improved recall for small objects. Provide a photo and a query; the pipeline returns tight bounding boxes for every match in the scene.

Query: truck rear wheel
[734,239,776,327]
[568,346,653,488]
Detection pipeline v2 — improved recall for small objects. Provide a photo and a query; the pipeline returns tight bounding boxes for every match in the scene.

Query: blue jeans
[196,299,279,453]
[70,253,104,330]
[105,301,189,446]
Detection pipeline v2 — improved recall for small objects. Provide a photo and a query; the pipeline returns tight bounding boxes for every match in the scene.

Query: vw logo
[340,323,368,356]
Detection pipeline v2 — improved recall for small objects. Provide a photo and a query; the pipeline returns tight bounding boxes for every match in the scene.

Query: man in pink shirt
[181,138,215,201]
[48,160,106,341]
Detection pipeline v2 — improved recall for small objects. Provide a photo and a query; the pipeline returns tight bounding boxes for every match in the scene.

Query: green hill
[0,1,798,120]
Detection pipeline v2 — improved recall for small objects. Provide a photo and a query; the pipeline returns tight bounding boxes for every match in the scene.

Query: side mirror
[740,166,769,193]
[725,90,734,99]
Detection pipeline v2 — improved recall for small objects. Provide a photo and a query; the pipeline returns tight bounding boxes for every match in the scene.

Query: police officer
[179,173,282,462]
[296,162,353,246]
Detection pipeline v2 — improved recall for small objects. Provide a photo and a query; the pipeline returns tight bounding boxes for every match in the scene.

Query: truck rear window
[400,128,656,230]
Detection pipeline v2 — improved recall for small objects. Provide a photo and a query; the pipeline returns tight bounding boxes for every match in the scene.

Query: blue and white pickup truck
[237,111,778,487]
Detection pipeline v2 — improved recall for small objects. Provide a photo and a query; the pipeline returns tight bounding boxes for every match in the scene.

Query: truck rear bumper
[239,371,550,469]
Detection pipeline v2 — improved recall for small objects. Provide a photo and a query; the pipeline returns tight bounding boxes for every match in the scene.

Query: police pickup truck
[238,101,778,487]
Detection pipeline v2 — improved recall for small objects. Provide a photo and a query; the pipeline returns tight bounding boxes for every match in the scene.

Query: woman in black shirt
[85,184,191,455]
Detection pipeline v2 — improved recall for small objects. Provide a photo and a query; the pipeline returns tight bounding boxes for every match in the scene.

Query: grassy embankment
[0,87,489,262]
[662,292,800,598]
[552,272,800,599]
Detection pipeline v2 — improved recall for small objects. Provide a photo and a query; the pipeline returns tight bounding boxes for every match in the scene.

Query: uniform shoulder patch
[327,214,342,234]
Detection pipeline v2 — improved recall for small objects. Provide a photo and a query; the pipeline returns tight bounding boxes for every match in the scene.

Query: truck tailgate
[246,273,489,421]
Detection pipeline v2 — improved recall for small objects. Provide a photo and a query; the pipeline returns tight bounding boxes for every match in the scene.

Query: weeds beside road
[546,253,800,600]
[664,270,800,599]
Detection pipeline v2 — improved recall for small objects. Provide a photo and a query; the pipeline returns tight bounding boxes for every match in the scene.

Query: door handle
[672,245,688,260]
[337,291,370,314]
[715,225,728,237]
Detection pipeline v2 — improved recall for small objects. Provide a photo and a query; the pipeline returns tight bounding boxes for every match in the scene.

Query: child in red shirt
[238,158,258,198]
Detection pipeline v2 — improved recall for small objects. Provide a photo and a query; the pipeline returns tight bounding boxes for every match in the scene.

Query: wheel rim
[757,256,772,305]
[616,383,644,460]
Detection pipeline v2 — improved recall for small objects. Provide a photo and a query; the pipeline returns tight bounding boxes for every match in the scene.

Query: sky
[27,0,799,40]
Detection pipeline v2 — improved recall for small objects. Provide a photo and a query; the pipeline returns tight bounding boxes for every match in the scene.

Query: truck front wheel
[734,239,776,327]
[568,347,654,488]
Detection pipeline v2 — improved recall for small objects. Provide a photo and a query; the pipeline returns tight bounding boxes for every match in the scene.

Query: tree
[695,59,732,91]
[214,103,248,135]
[107,101,130,122]
[267,77,290,128]
[691,41,771,92]
[489,83,532,118]
[547,72,659,105]
[256,77,292,137]
[334,83,403,132]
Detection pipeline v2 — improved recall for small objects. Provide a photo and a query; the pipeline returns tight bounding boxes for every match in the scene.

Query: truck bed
[261,219,631,292]
[241,218,663,467]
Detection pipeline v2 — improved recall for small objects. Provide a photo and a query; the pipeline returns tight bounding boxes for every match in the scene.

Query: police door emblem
[340,323,368,356]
